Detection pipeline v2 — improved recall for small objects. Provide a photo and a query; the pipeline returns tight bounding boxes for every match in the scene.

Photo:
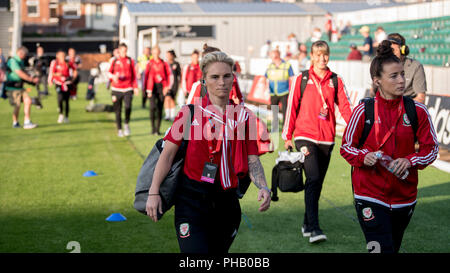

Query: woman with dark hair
[387,33,427,104]
[340,40,438,253]
[164,50,181,121]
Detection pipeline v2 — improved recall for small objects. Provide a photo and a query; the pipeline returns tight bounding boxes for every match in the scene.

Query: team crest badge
[300,146,310,156]
[179,223,190,238]
[403,113,411,126]
[328,79,334,88]
[362,207,374,221]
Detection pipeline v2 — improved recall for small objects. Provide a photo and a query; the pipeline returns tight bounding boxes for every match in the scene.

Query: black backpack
[357,96,418,148]
[298,70,339,112]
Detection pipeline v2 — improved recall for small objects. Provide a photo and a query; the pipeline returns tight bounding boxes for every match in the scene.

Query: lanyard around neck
[310,74,328,109]
[374,97,403,150]
[206,118,224,163]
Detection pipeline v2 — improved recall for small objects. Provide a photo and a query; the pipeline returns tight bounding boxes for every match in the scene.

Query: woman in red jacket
[144,46,173,135]
[48,50,77,124]
[182,50,202,99]
[145,51,271,253]
[340,41,438,253]
[283,40,353,244]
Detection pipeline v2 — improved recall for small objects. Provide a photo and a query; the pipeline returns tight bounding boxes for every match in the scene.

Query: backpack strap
[358,96,418,148]
[299,70,309,100]
[402,96,418,142]
[299,70,339,108]
[331,72,339,102]
[182,104,195,142]
[297,70,309,114]
[271,165,279,201]
[111,56,133,75]
[358,97,374,148]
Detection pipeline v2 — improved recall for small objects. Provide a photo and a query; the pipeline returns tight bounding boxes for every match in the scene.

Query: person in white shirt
[260,40,271,58]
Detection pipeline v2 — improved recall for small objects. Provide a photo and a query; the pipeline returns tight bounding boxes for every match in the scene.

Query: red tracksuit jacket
[282,66,353,144]
[48,59,76,92]
[340,93,439,208]
[182,63,202,94]
[107,56,138,92]
[164,95,258,190]
[144,58,173,94]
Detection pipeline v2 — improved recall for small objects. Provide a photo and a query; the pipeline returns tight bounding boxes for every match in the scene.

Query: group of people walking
[2,32,438,254]
[145,33,438,254]
[2,45,81,128]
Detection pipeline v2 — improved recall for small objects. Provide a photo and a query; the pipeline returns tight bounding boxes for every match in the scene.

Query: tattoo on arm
[248,155,267,189]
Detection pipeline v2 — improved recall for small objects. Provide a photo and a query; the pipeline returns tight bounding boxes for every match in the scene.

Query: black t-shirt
[169,61,181,92]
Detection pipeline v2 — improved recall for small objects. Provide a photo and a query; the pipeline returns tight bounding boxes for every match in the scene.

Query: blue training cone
[106,213,127,222]
[83,170,98,177]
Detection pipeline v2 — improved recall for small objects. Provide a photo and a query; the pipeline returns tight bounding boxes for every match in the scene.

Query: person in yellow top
[137,47,152,108]
[265,49,294,125]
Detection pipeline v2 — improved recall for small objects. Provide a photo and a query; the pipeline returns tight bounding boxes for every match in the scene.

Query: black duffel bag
[271,160,304,201]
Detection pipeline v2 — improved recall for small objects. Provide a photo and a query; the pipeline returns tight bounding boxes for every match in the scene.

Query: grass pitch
[0,83,448,253]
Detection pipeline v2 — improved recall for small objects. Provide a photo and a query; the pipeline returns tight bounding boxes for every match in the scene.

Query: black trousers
[150,83,164,134]
[174,175,241,254]
[112,90,133,130]
[56,88,70,117]
[270,94,288,126]
[295,140,334,231]
[355,199,415,253]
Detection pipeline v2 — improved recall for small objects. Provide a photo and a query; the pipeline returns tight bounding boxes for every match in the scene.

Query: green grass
[0,83,449,253]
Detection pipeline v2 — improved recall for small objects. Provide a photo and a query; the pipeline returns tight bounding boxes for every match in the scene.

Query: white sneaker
[23,121,38,129]
[123,124,130,136]
[309,230,327,244]
[63,117,69,123]
[57,114,64,124]
[118,129,124,137]
[301,225,312,238]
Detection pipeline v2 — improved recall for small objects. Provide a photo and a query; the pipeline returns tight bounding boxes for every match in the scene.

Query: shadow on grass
[1,196,448,253]
[0,209,180,253]
[418,181,450,198]
[0,140,121,154]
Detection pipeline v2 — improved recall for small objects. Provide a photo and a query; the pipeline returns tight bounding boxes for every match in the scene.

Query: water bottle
[375,152,409,180]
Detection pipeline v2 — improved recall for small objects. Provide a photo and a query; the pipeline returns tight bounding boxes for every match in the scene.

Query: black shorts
[174,175,241,254]
[165,87,178,99]
[355,199,415,253]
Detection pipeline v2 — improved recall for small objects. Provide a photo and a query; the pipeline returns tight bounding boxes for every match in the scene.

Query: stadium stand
[307,16,450,67]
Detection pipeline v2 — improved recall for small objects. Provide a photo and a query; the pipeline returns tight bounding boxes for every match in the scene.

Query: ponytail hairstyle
[387,33,409,56]
[370,40,401,90]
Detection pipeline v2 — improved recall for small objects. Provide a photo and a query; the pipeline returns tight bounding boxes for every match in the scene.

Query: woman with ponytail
[340,40,438,253]
[387,33,427,104]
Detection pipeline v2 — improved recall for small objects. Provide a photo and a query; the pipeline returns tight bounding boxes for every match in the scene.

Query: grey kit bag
[134,104,194,219]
